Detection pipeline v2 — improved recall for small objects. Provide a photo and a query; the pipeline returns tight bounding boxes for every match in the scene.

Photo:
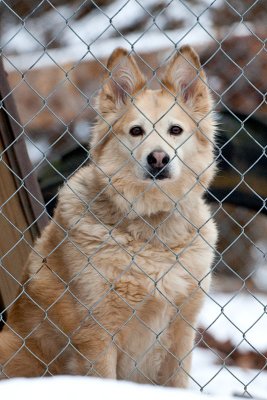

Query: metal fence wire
[0,0,267,398]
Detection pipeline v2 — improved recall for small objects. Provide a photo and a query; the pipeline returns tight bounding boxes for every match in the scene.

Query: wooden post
[0,59,48,312]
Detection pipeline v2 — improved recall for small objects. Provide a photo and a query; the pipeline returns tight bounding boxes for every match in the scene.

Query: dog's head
[91,47,216,215]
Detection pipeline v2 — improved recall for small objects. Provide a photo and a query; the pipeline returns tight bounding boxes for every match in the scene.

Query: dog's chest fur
[48,169,212,310]
[51,176,213,336]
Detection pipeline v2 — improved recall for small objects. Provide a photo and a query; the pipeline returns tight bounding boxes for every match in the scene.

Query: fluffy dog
[0,46,217,387]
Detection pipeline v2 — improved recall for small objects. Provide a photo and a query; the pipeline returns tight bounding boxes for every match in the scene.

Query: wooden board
[0,137,33,308]
[0,58,48,311]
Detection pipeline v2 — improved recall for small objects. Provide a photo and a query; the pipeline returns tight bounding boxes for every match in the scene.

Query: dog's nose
[147,151,170,169]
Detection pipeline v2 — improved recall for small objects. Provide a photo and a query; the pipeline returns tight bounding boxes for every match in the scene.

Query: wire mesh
[0,0,267,397]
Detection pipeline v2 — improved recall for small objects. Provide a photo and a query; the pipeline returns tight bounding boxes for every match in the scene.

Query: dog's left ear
[102,48,146,107]
[161,46,212,115]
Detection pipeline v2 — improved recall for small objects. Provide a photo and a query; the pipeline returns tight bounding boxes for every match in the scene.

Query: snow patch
[191,348,267,398]
[0,375,239,400]
[199,291,267,353]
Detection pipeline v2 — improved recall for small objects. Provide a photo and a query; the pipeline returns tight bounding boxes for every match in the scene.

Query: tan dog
[0,46,217,387]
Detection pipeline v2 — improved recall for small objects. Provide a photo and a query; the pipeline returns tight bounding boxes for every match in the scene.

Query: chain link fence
[0,0,267,398]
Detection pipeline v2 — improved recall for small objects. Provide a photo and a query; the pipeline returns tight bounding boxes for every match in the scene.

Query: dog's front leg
[72,331,118,379]
[158,317,195,387]
[157,290,205,388]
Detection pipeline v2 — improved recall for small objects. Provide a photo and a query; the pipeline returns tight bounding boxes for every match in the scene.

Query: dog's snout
[147,151,170,169]
[146,151,171,180]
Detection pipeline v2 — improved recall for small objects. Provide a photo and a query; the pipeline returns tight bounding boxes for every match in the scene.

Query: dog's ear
[161,46,212,115]
[102,48,146,107]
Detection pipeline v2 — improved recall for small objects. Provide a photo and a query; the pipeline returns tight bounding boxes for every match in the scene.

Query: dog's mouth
[145,167,170,181]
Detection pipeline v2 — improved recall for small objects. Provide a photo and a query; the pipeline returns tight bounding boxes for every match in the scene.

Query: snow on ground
[192,290,267,398]
[191,348,267,398]
[0,375,242,400]
[0,351,266,399]
[3,20,253,73]
[25,137,51,165]
[3,26,213,72]
[2,0,219,54]
[2,0,251,72]
[250,241,267,292]
[199,291,267,353]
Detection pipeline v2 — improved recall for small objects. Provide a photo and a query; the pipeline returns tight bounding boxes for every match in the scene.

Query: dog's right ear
[161,46,212,115]
[101,48,146,107]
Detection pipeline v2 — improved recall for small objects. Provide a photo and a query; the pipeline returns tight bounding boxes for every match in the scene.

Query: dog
[0,46,217,387]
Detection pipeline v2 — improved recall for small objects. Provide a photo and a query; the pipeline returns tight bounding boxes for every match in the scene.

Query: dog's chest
[68,216,208,325]
[86,237,191,309]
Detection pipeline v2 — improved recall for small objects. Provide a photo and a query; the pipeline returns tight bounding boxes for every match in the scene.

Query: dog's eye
[129,126,144,137]
[169,125,183,135]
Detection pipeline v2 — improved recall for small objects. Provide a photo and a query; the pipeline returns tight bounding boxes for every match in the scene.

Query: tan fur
[0,47,217,387]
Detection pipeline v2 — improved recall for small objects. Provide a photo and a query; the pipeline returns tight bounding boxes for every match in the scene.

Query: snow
[198,291,267,353]
[250,241,267,291]
[192,290,267,398]
[63,0,158,45]
[2,0,255,73]
[0,375,240,400]
[191,348,267,398]
[2,26,211,73]
[73,119,91,142]
[25,137,50,165]
[1,0,224,72]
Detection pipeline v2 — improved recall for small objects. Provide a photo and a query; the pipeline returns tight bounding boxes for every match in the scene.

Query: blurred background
[0,0,267,395]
